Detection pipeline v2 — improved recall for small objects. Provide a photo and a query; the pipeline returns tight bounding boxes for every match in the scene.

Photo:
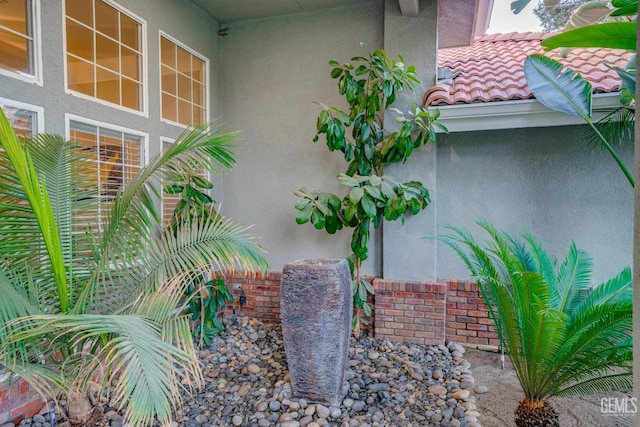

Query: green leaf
[349,187,364,204]
[610,0,638,16]
[296,205,313,224]
[358,281,368,302]
[328,60,340,67]
[565,2,612,30]
[614,67,636,95]
[331,68,343,79]
[164,184,184,195]
[360,196,376,218]
[363,301,372,316]
[541,22,637,51]
[524,54,592,119]
[192,175,213,189]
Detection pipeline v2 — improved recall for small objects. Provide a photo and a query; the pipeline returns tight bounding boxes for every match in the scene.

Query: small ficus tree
[165,170,233,347]
[294,45,447,335]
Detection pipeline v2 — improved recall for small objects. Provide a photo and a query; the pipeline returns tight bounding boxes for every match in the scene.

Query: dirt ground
[464,348,634,427]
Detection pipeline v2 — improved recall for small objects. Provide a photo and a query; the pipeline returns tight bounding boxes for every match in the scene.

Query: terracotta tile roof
[424,31,633,107]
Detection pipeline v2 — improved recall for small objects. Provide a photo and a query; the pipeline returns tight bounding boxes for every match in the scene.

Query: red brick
[405,310,425,318]
[467,323,488,331]
[404,337,426,345]
[477,317,494,325]
[383,309,404,316]
[468,310,489,318]
[457,329,477,337]
[415,318,435,326]
[395,316,415,324]
[467,337,489,345]
[394,330,414,337]
[375,315,394,322]
[394,292,414,298]
[384,322,404,329]
[424,312,445,320]
[448,308,467,316]
[9,398,44,420]
[455,316,476,324]
[414,331,436,339]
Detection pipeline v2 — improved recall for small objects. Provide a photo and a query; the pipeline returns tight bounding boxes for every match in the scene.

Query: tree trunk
[514,398,560,427]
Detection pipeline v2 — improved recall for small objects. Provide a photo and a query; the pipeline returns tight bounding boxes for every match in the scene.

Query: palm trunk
[514,398,559,427]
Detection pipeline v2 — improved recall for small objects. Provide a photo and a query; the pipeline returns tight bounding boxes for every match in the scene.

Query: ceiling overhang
[191,0,493,49]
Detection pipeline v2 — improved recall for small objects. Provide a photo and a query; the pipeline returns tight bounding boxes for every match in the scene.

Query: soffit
[190,0,491,48]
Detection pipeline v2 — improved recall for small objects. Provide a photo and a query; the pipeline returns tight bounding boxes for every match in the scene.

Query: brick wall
[224,271,282,323]
[0,376,45,425]
[446,281,500,350]
[373,279,446,345]
[220,272,499,350]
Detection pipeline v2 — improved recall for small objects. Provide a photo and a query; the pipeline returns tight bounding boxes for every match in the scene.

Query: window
[67,116,146,222]
[160,34,207,126]
[161,138,180,225]
[0,0,41,83]
[64,0,144,112]
[0,98,43,136]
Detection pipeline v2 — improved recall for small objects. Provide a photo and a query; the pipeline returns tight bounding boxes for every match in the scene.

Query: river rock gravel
[18,316,482,427]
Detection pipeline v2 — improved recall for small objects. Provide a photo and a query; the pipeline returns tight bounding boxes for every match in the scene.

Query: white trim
[0,97,45,133]
[429,93,623,133]
[158,31,210,128]
[160,136,175,223]
[64,113,149,163]
[0,0,43,85]
[62,0,148,116]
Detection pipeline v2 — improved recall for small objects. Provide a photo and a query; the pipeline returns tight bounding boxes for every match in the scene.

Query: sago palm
[438,221,632,426]
[0,109,268,426]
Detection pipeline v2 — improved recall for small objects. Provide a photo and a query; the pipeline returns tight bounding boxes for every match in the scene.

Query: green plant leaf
[192,175,213,189]
[349,187,364,204]
[360,196,376,218]
[610,0,638,16]
[565,1,612,30]
[164,184,184,195]
[541,22,637,51]
[614,67,636,95]
[524,54,592,119]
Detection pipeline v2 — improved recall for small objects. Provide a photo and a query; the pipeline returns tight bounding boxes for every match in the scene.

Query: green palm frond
[436,221,632,403]
[555,372,633,397]
[0,110,69,312]
[74,124,240,314]
[0,110,269,425]
[6,314,197,426]
[587,107,635,148]
[553,242,592,314]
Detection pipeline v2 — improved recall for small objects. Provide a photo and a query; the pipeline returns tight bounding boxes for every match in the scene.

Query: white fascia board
[429,93,622,133]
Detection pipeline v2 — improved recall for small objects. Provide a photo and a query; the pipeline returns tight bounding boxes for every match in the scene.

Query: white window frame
[65,114,149,225]
[160,136,176,224]
[0,0,43,85]
[62,0,148,116]
[0,96,44,134]
[158,31,210,128]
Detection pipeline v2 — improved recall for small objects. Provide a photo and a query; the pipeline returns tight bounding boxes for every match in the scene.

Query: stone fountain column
[280,259,352,405]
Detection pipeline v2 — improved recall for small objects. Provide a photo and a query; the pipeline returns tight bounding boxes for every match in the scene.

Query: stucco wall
[383,124,634,285]
[219,2,385,275]
[0,0,222,192]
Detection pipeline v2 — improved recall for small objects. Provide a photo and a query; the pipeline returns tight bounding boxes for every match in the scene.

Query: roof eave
[428,93,623,133]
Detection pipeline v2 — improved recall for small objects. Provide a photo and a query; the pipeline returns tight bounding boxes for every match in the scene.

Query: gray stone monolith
[280,258,352,405]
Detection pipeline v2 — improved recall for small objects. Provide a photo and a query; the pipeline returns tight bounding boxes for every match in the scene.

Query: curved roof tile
[425,32,632,106]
